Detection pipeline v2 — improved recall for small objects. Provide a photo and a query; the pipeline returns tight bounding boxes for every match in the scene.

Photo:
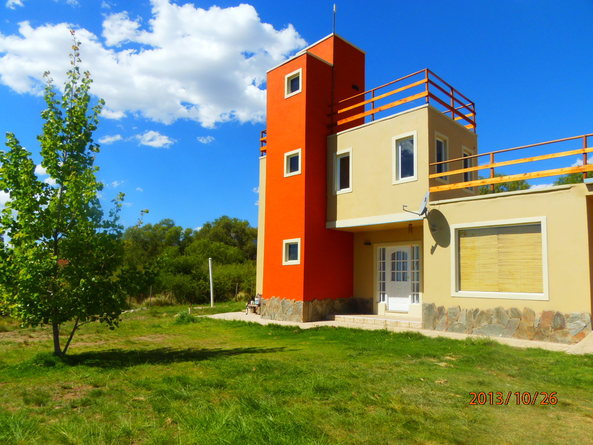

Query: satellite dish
[403,191,430,218]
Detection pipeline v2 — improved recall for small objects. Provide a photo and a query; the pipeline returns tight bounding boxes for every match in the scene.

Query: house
[255,34,593,344]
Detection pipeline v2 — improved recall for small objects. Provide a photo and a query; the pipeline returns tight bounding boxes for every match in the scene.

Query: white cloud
[101,1,113,9]
[99,134,123,144]
[530,183,554,191]
[197,136,215,144]
[110,180,124,188]
[571,158,593,167]
[6,0,23,9]
[0,1,306,127]
[252,186,259,194]
[35,164,48,176]
[136,130,174,148]
[0,190,10,206]
[135,187,143,192]
[44,177,57,186]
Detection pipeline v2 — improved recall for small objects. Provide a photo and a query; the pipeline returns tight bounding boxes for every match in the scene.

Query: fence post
[584,136,588,181]
[489,153,495,193]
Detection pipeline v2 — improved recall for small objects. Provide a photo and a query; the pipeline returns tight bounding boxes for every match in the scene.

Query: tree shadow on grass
[63,346,288,369]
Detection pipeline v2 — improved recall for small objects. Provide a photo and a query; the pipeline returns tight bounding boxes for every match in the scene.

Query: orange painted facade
[262,35,365,308]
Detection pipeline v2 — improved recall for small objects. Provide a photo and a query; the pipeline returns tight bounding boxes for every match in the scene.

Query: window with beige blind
[454,221,547,299]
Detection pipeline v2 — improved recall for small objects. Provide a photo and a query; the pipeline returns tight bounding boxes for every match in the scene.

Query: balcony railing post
[584,136,589,181]
[371,90,375,122]
[425,69,429,104]
[489,153,495,192]
[450,87,455,119]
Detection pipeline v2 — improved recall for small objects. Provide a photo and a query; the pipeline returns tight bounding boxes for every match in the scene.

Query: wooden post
[584,136,588,181]
[489,152,495,192]
[424,69,429,104]
[371,90,375,121]
[450,87,455,119]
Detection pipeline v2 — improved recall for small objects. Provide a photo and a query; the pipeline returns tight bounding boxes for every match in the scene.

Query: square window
[284,149,301,177]
[336,149,352,193]
[393,133,417,183]
[282,238,301,265]
[285,69,302,98]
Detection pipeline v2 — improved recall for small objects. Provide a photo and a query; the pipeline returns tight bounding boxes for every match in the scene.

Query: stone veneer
[423,303,592,344]
[261,297,373,322]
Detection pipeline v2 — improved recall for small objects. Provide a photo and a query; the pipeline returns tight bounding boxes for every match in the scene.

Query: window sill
[392,177,418,185]
[336,188,352,195]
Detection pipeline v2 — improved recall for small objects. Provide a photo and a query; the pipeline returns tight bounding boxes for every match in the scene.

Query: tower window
[282,238,301,265]
[284,149,302,177]
[285,69,302,98]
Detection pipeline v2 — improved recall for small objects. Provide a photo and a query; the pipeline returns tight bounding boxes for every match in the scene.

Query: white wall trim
[327,211,422,229]
[450,216,549,301]
[434,131,449,183]
[392,130,418,184]
[284,148,302,177]
[282,238,301,265]
[335,147,352,194]
[284,68,303,98]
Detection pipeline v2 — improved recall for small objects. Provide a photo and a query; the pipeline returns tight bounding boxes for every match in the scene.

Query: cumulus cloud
[0,0,306,127]
[99,134,123,144]
[110,180,124,188]
[197,136,215,144]
[6,0,24,9]
[136,130,174,148]
[0,190,10,207]
[135,187,143,192]
[44,177,57,186]
[35,164,48,176]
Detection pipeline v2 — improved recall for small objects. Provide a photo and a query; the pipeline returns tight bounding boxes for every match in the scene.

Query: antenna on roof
[403,191,430,218]
[332,4,337,34]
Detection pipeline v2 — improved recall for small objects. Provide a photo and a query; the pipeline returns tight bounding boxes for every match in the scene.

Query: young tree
[0,32,126,356]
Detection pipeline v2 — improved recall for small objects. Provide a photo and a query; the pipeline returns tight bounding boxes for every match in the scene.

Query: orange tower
[259,35,365,322]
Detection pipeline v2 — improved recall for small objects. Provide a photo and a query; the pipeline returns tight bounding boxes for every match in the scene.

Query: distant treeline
[122,216,257,304]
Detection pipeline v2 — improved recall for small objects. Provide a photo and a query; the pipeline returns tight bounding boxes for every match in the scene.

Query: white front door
[377,245,421,313]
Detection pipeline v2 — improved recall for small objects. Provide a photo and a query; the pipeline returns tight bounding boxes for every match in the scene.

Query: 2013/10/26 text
[469,392,558,405]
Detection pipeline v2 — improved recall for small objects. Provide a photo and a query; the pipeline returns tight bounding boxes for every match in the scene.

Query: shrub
[174,311,200,324]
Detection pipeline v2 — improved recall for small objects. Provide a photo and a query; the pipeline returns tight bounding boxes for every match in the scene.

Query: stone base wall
[422,303,592,344]
[261,297,372,322]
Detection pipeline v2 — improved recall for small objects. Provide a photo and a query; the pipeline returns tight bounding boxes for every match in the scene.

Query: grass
[0,301,592,444]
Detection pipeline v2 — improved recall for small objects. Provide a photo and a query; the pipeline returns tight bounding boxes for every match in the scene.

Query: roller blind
[458,223,543,294]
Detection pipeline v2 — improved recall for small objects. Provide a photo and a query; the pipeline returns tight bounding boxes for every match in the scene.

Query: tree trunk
[52,323,62,356]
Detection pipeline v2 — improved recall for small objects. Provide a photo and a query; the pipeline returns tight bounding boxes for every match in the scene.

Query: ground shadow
[64,346,288,369]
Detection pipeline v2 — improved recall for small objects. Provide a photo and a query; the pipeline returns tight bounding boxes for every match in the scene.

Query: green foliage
[478,172,531,194]
[122,216,257,305]
[173,311,200,324]
[0,32,126,356]
[554,172,586,185]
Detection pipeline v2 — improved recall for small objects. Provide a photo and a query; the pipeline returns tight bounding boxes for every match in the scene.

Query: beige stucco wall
[327,105,478,229]
[424,184,592,314]
[353,223,423,313]
[255,155,266,295]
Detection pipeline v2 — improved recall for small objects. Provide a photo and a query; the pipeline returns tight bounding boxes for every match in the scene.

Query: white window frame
[392,131,418,184]
[435,133,449,183]
[450,217,549,301]
[335,147,352,194]
[284,148,302,177]
[284,68,302,98]
[282,238,301,265]
[462,146,473,187]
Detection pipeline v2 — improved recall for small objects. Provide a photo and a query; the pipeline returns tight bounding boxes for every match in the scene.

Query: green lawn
[1,303,592,444]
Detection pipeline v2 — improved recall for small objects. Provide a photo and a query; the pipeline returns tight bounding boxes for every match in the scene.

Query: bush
[174,311,200,324]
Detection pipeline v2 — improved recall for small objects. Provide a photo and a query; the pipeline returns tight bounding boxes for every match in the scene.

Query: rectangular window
[462,149,473,183]
[336,148,352,193]
[377,247,386,303]
[285,69,302,98]
[282,238,301,265]
[435,136,448,180]
[284,149,301,177]
[455,222,546,298]
[392,132,417,183]
[411,245,421,304]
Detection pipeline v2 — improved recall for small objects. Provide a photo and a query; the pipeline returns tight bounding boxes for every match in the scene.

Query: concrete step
[333,314,422,329]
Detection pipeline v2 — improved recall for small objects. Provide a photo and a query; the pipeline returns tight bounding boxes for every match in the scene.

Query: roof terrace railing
[429,134,593,193]
[332,68,476,132]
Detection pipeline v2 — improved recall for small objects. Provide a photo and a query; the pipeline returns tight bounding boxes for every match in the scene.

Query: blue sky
[1,0,592,229]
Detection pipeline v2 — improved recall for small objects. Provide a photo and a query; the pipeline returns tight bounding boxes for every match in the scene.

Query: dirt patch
[56,384,94,401]
[133,334,170,343]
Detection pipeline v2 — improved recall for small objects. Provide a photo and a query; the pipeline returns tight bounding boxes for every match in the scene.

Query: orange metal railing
[260,129,267,155]
[429,134,593,193]
[332,68,476,132]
